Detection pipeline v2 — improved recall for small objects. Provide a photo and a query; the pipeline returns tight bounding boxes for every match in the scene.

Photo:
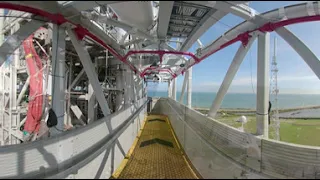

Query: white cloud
[197,77,258,88]
[278,75,319,82]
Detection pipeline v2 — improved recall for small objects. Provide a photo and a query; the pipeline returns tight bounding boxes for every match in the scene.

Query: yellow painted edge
[166,117,182,150]
[111,115,148,179]
[166,116,202,179]
[111,159,128,178]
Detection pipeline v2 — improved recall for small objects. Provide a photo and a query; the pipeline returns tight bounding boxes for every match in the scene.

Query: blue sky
[149,1,320,94]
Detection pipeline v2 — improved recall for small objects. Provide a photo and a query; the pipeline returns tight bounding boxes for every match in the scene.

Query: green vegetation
[195,109,320,147]
[277,120,320,146]
[195,105,320,114]
[215,114,320,147]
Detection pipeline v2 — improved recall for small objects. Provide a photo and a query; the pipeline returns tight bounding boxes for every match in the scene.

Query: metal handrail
[0,98,148,179]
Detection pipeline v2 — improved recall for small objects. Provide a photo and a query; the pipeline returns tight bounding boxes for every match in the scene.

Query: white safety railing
[152,98,320,179]
[0,97,148,179]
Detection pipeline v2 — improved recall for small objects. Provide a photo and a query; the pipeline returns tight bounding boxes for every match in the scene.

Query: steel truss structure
[0,1,319,179]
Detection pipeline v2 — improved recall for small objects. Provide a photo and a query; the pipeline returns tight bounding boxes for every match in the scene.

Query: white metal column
[88,82,96,123]
[179,71,188,104]
[208,36,256,118]
[66,60,73,126]
[116,63,124,111]
[172,78,176,100]
[168,80,172,98]
[256,33,270,138]
[0,8,4,145]
[63,67,69,126]
[187,67,192,108]
[50,24,66,136]
[124,64,132,108]
[10,23,19,144]
[88,58,97,124]
[0,70,3,145]
[0,9,3,45]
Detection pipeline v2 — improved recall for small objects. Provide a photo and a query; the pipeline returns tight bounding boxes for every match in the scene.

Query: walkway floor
[111,114,201,179]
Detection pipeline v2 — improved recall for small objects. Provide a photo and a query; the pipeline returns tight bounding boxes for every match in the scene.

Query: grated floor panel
[111,114,200,179]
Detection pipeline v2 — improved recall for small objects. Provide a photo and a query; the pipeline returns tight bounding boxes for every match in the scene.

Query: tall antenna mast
[271,36,280,140]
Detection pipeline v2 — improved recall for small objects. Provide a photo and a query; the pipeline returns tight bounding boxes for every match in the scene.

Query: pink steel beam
[123,50,197,78]
[1,3,320,79]
[143,68,177,78]
[179,15,320,76]
[0,2,196,78]
[126,15,320,77]
[122,50,199,63]
[0,2,139,74]
[182,32,251,74]
[140,66,177,78]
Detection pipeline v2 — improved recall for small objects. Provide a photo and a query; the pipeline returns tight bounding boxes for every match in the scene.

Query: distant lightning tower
[271,36,280,141]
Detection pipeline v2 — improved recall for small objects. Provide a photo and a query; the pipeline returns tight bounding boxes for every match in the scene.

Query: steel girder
[173,1,320,79]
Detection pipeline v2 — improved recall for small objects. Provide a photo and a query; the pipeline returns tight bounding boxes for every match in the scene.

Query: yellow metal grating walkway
[111,114,201,179]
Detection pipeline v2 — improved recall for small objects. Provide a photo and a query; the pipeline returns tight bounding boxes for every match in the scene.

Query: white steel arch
[173,2,320,79]
[0,1,319,179]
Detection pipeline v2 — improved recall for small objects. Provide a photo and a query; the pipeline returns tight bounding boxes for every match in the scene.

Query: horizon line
[147,90,320,95]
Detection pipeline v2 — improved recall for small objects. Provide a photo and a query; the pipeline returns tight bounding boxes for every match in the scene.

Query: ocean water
[148,91,320,109]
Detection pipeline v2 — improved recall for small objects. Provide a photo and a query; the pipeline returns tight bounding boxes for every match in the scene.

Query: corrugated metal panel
[167,1,210,38]
[170,19,198,26]
[164,98,261,171]
[154,98,320,179]
[261,139,320,179]
[153,98,265,178]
